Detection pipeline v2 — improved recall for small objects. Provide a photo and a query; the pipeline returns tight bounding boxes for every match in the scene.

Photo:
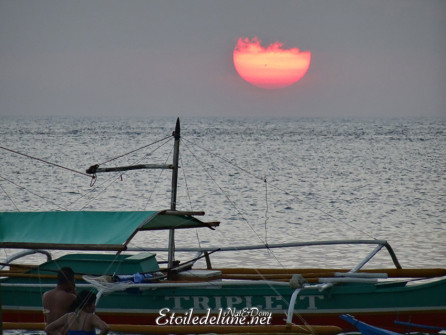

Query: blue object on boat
[133,272,153,283]
[394,320,445,331]
[340,314,403,335]
[114,272,154,283]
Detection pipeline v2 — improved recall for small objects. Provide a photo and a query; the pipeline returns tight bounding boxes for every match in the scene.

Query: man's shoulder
[43,288,76,302]
[56,290,76,301]
[42,288,56,299]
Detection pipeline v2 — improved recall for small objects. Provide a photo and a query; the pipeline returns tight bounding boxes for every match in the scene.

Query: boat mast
[168,118,180,268]
[85,118,181,266]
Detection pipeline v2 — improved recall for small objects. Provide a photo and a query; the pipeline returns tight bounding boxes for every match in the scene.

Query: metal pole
[168,118,180,268]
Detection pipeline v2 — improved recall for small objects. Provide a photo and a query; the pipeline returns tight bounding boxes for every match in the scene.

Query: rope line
[182,136,377,240]
[143,145,173,211]
[179,151,203,250]
[180,141,298,318]
[0,175,67,211]
[0,145,91,178]
[182,141,262,242]
[180,139,327,328]
[264,177,269,245]
[182,140,286,269]
[76,137,173,210]
[0,178,20,211]
[182,138,263,182]
[97,135,172,166]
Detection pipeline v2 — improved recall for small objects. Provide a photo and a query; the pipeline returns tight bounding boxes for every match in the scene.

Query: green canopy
[0,211,218,251]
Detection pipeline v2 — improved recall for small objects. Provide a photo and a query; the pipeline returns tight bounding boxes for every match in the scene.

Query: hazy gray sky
[1,0,445,118]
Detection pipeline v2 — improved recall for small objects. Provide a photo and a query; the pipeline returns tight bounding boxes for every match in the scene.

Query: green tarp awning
[0,211,218,251]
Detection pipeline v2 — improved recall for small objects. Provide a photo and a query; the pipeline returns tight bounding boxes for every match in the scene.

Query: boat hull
[2,276,446,332]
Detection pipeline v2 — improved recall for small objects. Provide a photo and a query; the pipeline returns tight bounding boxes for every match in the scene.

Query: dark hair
[57,267,75,285]
[72,290,96,312]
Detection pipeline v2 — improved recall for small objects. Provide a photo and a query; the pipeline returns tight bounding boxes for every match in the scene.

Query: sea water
[1,116,445,333]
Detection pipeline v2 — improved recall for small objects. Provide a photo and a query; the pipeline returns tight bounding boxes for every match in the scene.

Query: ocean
[1,116,445,333]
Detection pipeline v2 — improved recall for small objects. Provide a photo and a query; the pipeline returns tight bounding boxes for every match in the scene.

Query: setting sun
[233,37,311,90]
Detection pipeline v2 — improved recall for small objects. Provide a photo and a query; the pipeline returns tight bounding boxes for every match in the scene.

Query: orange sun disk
[233,37,311,89]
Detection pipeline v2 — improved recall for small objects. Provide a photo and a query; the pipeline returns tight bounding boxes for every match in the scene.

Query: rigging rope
[179,153,203,249]
[182,138,263,183]
[182,139,286,269]
[182,139,330,328]
[143,144,173,211]
[182,137,377,240]
[264,177,269,245]
[0,174,67,210]
[75,137,173,210]
[0,145,91,178]
[180,140,306,323]
[0,178,20,211]
[96,135,172,166]
[180,153,194,213]
[0,135,172,211]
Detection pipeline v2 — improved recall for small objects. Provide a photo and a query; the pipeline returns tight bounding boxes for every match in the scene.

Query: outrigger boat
[1,119,446,333]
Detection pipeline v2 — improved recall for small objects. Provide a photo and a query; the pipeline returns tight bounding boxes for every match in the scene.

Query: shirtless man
[42,267,77,330]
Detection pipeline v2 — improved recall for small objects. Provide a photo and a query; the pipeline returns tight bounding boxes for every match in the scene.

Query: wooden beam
[3,322,342,335]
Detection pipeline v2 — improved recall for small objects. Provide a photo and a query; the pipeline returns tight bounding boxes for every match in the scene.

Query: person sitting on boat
[45,289,109,335]
[43,267,77,327]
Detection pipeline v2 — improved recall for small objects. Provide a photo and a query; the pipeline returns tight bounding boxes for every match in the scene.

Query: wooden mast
[85,118,181,265]
[168,118,180,268]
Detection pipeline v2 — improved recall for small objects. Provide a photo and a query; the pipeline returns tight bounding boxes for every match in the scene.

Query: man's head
[57,267,75,287]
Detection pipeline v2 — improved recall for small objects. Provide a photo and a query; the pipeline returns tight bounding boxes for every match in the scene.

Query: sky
[1,0,445,119]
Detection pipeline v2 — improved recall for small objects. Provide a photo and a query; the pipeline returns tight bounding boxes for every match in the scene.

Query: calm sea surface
[1,116,445,333]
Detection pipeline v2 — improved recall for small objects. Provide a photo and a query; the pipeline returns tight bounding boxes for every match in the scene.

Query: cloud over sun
[233,37,311,89]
